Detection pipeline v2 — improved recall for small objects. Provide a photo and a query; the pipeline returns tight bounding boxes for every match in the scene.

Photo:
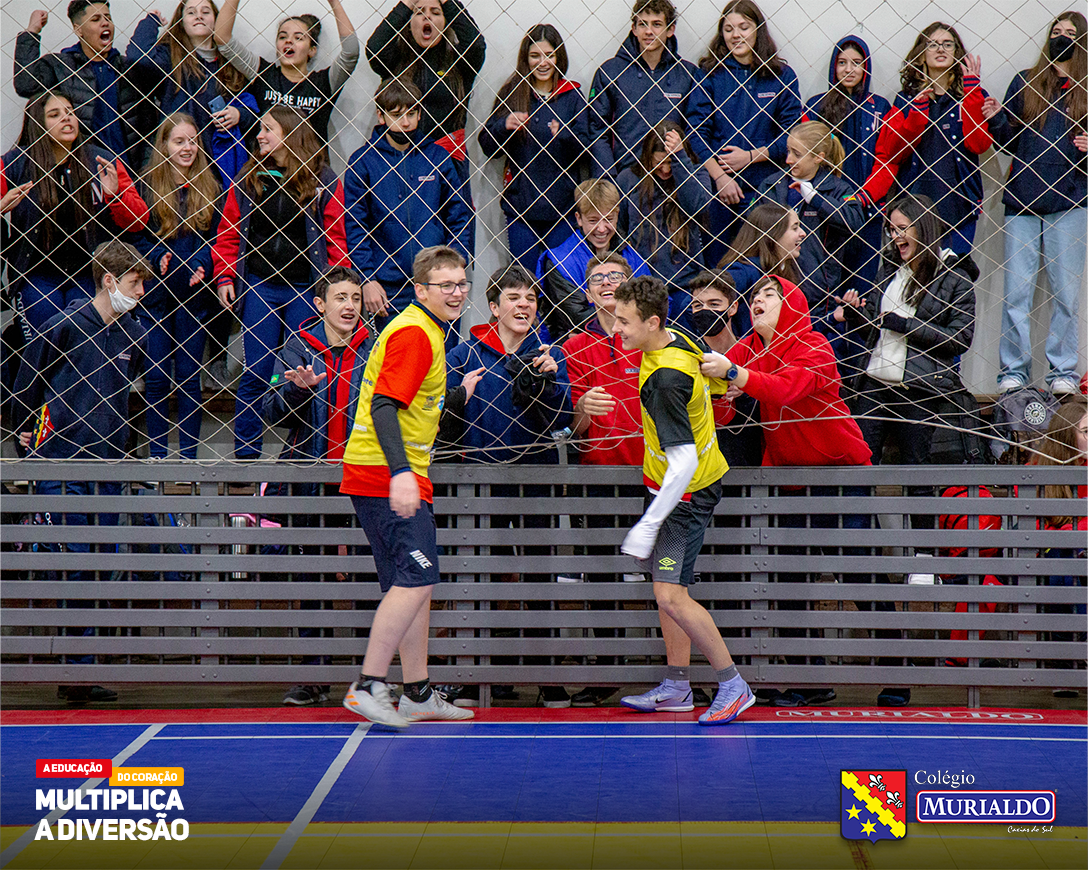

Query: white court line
[0,723,165,868]
[148,735,348,740]
[356,733,1085,742]
[259,723,369,870]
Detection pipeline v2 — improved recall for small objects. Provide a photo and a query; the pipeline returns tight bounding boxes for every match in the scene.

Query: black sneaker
[65,686,118,704]
[692,687,713,707]
[791,688,837,705]
[772,691,808,708]
[876,688,911,707]
[538,686,571,708]
[570,686,617,707]
[754,688,783,705]
[283,685,328,706]
[490,685,518,701]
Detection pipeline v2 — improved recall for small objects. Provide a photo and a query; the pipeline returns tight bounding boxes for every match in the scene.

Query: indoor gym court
[1,705,1085,870]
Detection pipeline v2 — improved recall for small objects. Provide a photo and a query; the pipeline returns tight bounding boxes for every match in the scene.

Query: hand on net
[284,365,326,389]
[461,366,485,401]
[363,280,389,316]
[0,181,34,215]
[578,386,616,416]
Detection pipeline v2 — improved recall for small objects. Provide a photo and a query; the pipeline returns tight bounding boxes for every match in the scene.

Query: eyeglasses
[427,281,471,295]
[925,39,956,52]
[886,224,912,237]
[587,271,628,287]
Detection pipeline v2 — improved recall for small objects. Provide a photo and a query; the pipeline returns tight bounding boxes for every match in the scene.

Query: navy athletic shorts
[350,494,442,593]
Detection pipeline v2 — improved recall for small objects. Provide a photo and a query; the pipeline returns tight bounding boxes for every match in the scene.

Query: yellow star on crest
[861,820,877,838]
[847,805,861,819]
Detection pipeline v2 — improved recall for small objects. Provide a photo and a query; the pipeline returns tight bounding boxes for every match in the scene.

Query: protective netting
[1,0,1085,469]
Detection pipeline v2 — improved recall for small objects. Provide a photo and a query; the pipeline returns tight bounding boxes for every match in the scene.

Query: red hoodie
[728,276,872,467]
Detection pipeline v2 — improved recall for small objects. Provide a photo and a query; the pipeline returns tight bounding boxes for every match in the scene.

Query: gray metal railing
[1,461,1084,705]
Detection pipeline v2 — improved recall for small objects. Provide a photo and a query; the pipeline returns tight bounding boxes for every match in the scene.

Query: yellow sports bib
[639,330,728,492]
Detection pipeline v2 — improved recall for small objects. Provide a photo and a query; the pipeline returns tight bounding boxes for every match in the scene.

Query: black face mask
[1049,34,1076,63]
[386,128,414,146]
[691,308,729,338]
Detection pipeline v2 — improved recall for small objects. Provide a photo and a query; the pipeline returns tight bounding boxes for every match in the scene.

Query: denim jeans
[35,479,121,659]
[234,278,314,458]
[145,304,209,459]
[999,208,1086,385]
[20,272,96,335]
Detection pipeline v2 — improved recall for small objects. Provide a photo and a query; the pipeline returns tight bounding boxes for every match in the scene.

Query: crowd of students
[1,2,1085,706]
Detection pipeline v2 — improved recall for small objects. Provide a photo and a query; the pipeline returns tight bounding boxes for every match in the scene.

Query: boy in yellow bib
[340,246,483,728]
[611,276,754,726]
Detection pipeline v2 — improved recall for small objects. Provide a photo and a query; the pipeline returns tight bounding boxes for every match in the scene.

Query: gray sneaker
[620,680,694,713]
[343,681,408,729]
[397,688,475,722]
[698,675,755,726]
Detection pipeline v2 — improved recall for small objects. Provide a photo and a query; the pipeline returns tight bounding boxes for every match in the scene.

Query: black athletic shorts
[637,479,722,587]
[351,495,442,593]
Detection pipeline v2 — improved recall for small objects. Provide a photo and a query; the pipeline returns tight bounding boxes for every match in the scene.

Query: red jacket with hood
[727,276,871,467]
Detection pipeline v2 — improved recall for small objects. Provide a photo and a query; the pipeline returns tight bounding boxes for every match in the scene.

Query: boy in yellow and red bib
[340,245,483,728]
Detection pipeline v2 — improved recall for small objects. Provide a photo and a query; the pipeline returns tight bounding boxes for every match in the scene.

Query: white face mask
[107,279,139,314]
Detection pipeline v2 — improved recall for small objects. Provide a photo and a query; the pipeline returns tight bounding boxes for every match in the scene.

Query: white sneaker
[906,552,938,586]
[343,681,408,729]
[397,688,475,722]
[1050,377,1078,396]
[998,376,1025,393]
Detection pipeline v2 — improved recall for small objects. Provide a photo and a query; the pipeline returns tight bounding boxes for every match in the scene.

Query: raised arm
[326,0,359,92]
[213,0,238,45]
[366,2,413,79]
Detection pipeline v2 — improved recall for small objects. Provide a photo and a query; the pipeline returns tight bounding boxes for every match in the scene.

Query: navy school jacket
[756,166,867,298]
[588,32,710,179]
[802,36,892,189]
[344,127,473,290]
[988,71,1087,216]
[478,79,589,225]
[443,321,572,464]
[262,316,372,466]
[861,78,993,231]
[11,299,146,460]
[616,151,713,299]
[133,182,220,319]
[127,13,258,182]
[693,55,802,195]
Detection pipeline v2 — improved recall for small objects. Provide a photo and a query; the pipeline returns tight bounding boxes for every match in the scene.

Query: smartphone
[208,95,227,114]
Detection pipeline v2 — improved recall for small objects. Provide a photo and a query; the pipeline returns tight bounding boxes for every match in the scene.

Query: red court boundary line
[1,707,1084,726]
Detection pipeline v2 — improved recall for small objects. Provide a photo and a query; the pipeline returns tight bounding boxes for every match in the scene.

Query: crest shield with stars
[840,770,907,842]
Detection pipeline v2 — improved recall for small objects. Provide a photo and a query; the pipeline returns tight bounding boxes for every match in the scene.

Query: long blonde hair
[789,121,846,177]
[143,113,221,240]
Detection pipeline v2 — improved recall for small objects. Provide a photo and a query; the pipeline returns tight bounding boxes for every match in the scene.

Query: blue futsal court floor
[1,706,1085,869]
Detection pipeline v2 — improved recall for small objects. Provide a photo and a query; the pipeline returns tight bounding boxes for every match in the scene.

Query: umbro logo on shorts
[409,550,433,569]
[658,557,677,570]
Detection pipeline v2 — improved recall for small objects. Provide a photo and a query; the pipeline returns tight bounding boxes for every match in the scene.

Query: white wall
[3,0,1084,390]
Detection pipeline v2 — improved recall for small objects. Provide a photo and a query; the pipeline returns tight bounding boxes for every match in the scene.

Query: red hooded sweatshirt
[727,276,872,467]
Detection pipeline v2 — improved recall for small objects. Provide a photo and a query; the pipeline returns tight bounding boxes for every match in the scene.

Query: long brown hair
[143,113,221,239]
[492,24,568,133]
[901,22,966,98]
[394,12,466,111]
[1020,11,1087,132]
[1031,396,1088,526]
[882,194,947,308]
[818,39,868,132]
[721,202,800,284]
[633,120,696,256]
[16,92,95,251]
[699,1,783,76]
[239,106,325,209]
[158,0,246,95]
